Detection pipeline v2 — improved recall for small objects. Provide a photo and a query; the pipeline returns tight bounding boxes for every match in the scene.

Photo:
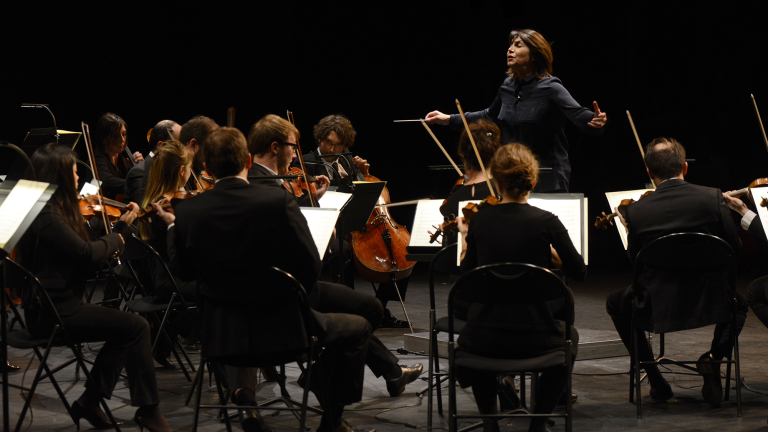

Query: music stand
[0,180,57,432]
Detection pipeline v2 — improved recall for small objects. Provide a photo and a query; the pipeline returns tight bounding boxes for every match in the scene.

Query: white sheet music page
[408,199,446,247]
[604,189,654,250]
[528,198,583,258]
[299,207,341,259]
[751,188,768,244]
[318,191,352,210]
[0,180,49,249]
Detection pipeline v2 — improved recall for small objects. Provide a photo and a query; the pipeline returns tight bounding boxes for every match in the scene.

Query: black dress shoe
[1,361,20,373]
[153,354,176,370]
[240,409,271,432]
[379,309,409,329]
[649,381,674,403]
[72,401,124,429]
[386,364,423,397]
[697,352,722,408]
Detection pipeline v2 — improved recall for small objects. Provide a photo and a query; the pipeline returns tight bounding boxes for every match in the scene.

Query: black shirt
[450,75,603,192]
[94,151,132,200]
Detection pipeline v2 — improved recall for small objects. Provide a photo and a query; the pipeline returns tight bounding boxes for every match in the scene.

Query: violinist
[124,119,181,204]
[138,140,199,368]
[439,119,501,246]
[456,143,585,432]
[247,114,331,204]
[606,138,746,408]
[179,115,218,190]
[16,143,172,432]
[425,29,607,192]
[93,112,144,200]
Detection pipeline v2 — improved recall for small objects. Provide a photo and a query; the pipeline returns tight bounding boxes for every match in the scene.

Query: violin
[282,166,318,199]
[727,178,768,207]
[428,195,500,243]
[79,194,122,222]
[594,190,653,230]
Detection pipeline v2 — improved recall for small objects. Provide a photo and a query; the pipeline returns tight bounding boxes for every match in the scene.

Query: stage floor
[3,265,768,431]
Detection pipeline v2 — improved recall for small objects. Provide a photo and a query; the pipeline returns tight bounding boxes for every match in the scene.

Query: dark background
[2,1,767,271]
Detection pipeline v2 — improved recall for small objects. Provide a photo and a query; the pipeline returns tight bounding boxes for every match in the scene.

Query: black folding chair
[629,232,741,418]
[2,257,121,432]
[447,263,574,432]
[124,233,198,381]
[190,266,328,432]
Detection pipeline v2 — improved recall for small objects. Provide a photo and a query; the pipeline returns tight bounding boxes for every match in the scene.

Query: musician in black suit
[123,119,180,204]
[155,127,375,432]
[245,115,423,398]
[606,137,747,408]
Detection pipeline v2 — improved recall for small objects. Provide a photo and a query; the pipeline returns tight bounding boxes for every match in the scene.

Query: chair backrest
[428,243,458,311]
[447,263,573,338]
[634,232,736,277]
[129,233,188,303]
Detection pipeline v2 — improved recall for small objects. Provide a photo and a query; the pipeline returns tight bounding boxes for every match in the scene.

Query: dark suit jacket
[248,163,313,207]
[748,213,768,251]
[168,177,322,357]
[625,179,741,333]
[123,158,147,204]
[93,151,131,200]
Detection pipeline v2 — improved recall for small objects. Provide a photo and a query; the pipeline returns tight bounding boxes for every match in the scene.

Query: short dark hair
[203,127,249,178]
[491,143,539,197]
[644,137,686,180]
[148,120,179,151]
[313,114,356,148]
[247,114,300,156]
[457,119,501,171]
[507,29,553,79]
[93,112,126,153]
[179,115,218,147]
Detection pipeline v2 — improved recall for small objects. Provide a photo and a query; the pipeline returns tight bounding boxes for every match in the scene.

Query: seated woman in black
[456,143,586,432]
[439,119,500,247]
[17,143,172,432]
[92,112,144,200]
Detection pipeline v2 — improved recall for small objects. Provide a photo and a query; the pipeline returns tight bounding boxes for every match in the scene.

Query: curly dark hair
[457,119,501,172]
[313,114,357,148]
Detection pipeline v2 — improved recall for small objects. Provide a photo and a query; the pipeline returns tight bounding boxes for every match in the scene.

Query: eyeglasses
[279,141,299,150]
[323,140,345,148]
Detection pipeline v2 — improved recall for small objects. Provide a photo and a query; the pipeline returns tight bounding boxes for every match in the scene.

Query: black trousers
[747,275,768,328]
[325,239,355,290]
[312,281,398,377]
[375,277,410,309]
[29,303,159,407]
[606,285,748,363]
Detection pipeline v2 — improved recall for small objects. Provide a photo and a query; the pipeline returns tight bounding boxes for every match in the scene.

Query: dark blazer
[123,158,147,204]
[93,151,131,200]
[748,213,768,251]
[168,177,322,358]
[624,179,741,333]
[248,163,313,207]
[19,204,128,317]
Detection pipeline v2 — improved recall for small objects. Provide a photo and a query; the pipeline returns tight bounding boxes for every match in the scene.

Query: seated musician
[124,119,181,204]
[138,140,200,368]
[439,119,501,247]
[93,112,144,200]
[154,127,375,432]
[456,143,585,432]
[607,137,747,408]
[245,114,423,396]
[178,115,218,190]
[17,143,172,432]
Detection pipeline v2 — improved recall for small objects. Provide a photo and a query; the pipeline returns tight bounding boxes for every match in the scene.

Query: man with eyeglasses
[298,114,370,186]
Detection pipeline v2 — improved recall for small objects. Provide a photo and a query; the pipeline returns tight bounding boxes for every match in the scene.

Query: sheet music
[80,181,100,196]
[300,207,341,259]
[318,191,352,210]
[528,198,583,257]
[604,189,654,250]
[0,175,6,181]
[0,180,50,249]
[408,199,446,247]
[751,188,768,244]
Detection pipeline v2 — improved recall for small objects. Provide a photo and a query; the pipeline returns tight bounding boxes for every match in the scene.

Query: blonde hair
[490,143,539,198]
[140,140,192,239]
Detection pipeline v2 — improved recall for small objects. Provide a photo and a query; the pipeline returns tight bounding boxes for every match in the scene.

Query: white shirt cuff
[741,210,756,231]
[167,223,175,230]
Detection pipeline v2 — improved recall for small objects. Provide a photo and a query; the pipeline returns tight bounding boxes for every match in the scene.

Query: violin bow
[286,110,317,207]
[456,99,496,197]
[81,122,115,236]
[227,107,236,128]
[625,110,656,190]
[751,94,768,154]
[419,119,464,178]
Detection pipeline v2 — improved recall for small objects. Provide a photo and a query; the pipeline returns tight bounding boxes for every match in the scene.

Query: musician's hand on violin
[132,151,145,163]
[614,206,629,233]
[425,111,450,125]
[314,175,331,199]
[152,199,176,225]
[456,217,469,236]
[587,101,607,129]
[723,191,750,216]
[119,202,139,225]
[353,156,370,176]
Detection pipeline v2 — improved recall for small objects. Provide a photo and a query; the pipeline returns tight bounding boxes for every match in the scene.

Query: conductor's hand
[587,101,607,128]
[723,191,750,216]
[614,206,628,233]
[152,198,176,226]
[314,175,331,200]
[119,202,140,225]
[425,111,450,125]
[132,151,145,163]
[353,156,370,176]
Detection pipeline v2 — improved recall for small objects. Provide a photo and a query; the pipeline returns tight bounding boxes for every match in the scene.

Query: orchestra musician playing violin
[16,143,173,432]
[124,119,181,204]
[607,138,747,408]
[179,115,218,190]
[93,112,144,200]
[456,143,585,432]
[425,29,607,193]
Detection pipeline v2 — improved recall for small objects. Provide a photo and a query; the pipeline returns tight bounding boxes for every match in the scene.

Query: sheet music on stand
[604,189,654,250]
[299,207,341,259]
[318,190,352,210]
[751,188,768,243]
[408,199,445,248]
[457,194,588,266]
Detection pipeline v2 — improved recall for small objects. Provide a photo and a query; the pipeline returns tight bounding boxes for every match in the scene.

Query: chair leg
[212,368,233,432]
[192,358,207,432]
[734,335,742,417]
[151,293,176,354]
[448,342,457,432]
[428,310,435,430]
[634,329,642,419]
[14,328,58,432]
